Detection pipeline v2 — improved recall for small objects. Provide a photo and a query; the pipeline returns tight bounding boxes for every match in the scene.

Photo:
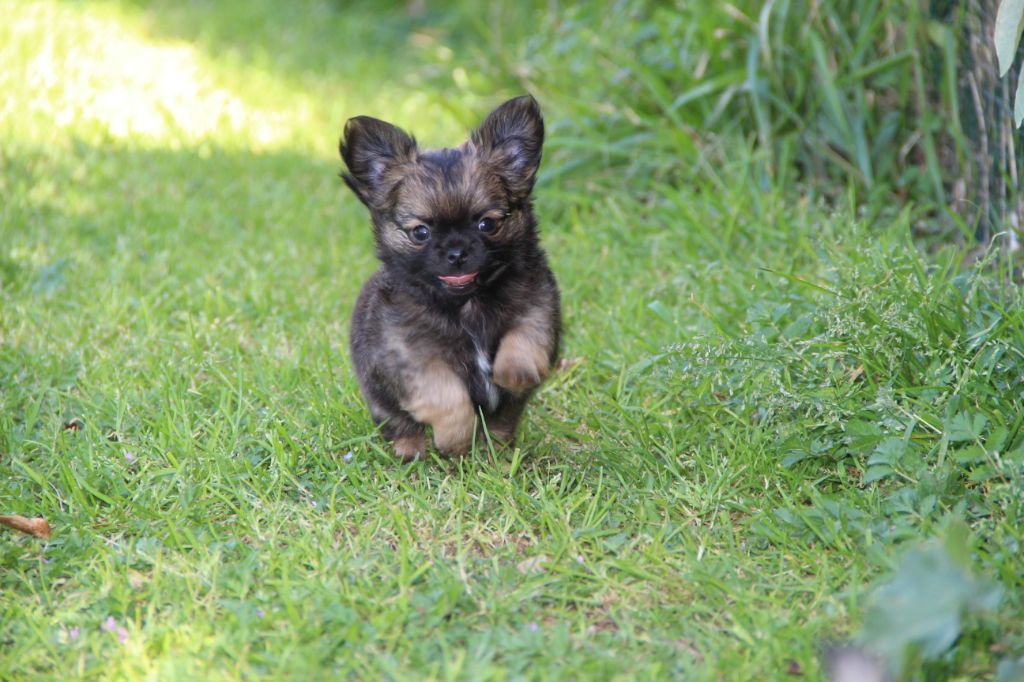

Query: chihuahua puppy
[340,96,561,460]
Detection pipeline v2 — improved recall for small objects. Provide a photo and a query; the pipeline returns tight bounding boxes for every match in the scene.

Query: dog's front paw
[393,435,426,462]
[493,354,541,391]
[493,335,549,392]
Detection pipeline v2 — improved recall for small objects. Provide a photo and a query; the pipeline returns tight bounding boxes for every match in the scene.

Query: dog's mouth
[438,272,479,290]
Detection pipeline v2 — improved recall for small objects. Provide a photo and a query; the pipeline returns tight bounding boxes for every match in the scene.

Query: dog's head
[340,96,543,297]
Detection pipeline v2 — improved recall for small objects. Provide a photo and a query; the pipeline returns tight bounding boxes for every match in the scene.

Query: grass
[1,1,1022,680]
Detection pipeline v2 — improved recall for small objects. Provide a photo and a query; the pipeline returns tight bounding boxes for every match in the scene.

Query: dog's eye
[410,225,431,243]
[477,217,497,234]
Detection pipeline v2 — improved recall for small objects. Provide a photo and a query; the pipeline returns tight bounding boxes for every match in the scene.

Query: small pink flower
[117,627,129,644]
[528,622,539,633]
[575,554,585,564]
[102,616,117,633]
[123,451,135,463]
[68,626,80,641]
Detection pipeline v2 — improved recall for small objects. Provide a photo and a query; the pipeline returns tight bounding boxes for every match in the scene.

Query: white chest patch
[475,344,500,412]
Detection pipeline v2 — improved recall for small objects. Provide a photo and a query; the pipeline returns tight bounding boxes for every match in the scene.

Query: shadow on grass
[3,138,355,260]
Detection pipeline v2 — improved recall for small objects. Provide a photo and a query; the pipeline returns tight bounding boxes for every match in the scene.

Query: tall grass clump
[471,1,1017,242]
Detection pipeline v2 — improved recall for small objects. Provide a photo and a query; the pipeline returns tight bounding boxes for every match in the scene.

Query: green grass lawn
[2,1,1023,679]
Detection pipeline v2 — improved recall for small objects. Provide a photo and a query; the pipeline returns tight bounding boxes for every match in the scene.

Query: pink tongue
[439,272,478,286]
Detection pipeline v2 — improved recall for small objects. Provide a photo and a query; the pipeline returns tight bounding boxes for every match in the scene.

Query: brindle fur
[341,96,561,460]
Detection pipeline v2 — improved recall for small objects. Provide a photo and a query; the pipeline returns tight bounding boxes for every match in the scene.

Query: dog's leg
[373,407,427,462]
[401,361,476,456]
[482,393,530,446]
[392,434,427,461]
[493,308,556,393]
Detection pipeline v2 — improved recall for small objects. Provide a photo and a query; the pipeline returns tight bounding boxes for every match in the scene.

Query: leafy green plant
[857,520,1004,678]
[479,1,975,231]
[655,217,1024,676]
[664,225,1024,503]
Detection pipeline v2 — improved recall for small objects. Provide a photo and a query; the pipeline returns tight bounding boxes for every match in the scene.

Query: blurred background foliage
[97,0,1024,246]
[26,0,1020,245]
[454,0,1023,245]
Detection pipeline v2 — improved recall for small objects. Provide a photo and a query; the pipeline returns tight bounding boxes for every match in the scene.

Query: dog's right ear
[472,95,544,202]
[339,117,417,209]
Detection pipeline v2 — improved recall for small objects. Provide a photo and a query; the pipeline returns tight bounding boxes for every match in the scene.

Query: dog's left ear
[339,116,417,210]
[472,95,544,201]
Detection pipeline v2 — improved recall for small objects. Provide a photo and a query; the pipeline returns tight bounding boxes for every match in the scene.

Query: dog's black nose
[446,246,468,266]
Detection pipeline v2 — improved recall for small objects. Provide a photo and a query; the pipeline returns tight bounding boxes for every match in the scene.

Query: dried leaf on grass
[516,554,549,574]
[556,357,584,372]
[0,514,51,539]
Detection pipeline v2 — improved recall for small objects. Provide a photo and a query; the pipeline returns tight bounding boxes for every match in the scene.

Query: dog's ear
[339,116,417,209]
[472,95,544,201]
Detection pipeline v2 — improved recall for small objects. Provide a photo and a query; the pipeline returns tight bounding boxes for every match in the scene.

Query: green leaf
[1015,72,1024,128]
[781,450,809,468]
[986,426,1009,454]
[781,313,813,340]
[968,465,1000,482]
[863,465,895,483]
[942,517,972,570]
[844,420,884,451]
[953,445,987,465]
[867,438,906,467]
[809,33,852,143]
[646,300,672,323]
[995,0,1024,76]
[947,412,987,443]
[859,540,1003,672]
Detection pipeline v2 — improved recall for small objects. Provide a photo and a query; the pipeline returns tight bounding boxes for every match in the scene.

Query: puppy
[339,96,561,460]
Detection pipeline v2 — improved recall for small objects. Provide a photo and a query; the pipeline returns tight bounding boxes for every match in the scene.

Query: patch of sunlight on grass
[0,0,491,157]
[0,1,304,149]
